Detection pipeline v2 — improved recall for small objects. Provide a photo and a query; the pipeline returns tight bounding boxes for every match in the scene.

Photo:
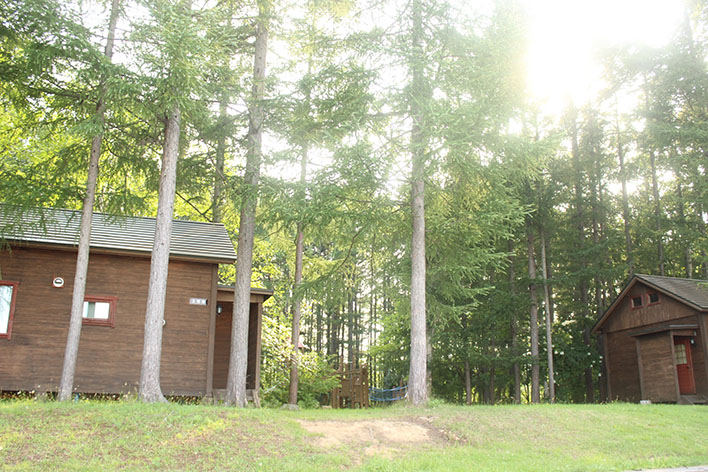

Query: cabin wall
[606,331,641,402]
[637,333,677,402]
[0,246,214,396]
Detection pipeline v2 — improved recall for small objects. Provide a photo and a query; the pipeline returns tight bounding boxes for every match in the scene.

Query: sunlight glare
[523,0,685,112]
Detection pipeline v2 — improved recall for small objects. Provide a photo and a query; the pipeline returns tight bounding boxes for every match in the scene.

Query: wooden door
[674,337,696,395]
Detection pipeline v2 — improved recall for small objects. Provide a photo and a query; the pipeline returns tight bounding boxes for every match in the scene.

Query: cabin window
[0,281,19,339]
[647,292,660,305]
[674,343,687,365]
[631,296,643,309]
[82,296,116,327]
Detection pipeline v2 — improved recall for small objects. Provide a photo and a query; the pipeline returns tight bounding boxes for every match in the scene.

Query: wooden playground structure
[330,362,370,409]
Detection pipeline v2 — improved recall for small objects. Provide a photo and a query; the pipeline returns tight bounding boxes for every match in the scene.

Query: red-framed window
[0,281,19,339]
[82,296,117,327]
[647,292,660,306]
[631,295,643,309]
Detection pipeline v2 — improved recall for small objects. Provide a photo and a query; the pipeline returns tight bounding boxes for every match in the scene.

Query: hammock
[369,385,407,402]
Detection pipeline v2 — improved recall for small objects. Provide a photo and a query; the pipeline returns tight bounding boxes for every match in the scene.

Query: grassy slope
[0,400,706,471]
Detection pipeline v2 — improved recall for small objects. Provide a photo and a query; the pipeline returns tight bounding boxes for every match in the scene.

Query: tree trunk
[224,11,267,407]
[526,218,540,404]
[288,221,304,405]
[316,303,322,352]
[616,107,633,274]
[58,0,121,402]
[650,149,664,276]
[489,334,496,405]
[676,177,692,278]
[212,94,227,223]
[426,324,433,399]
[139,105,180,403]
[347,275,354,365]
[408,0,427,407]
[508,239,521,404]
[568,106,594,402]
[645,85,665,276]
[464,360,472,405]
[540,229,555,403]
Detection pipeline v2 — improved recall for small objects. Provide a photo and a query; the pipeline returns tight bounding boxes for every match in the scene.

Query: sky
[522,0,686,114]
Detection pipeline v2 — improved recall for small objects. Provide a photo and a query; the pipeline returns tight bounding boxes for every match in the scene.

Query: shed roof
[0,207,236,264]
[592,274,708,334]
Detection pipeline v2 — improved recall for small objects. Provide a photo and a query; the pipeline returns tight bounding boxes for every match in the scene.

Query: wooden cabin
[0,207,272,398]
[593,274,708,404]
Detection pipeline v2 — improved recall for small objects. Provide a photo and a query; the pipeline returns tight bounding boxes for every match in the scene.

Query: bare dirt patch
[297,417,449,458]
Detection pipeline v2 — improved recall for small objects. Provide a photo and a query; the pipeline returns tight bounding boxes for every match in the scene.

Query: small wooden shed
[0,207,272,398]
[593,274,708,404]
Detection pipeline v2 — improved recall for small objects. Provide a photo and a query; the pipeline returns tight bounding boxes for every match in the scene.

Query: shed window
[82,296,116,327]
[631,296,643,308]
[0,281,19,339]
[647,292,660,305]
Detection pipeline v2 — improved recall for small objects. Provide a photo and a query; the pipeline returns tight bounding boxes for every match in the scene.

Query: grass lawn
[1,399,706,471]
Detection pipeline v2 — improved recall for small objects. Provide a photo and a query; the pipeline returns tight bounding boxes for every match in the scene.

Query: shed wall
[637,333,678,402]
[606,331,641,402]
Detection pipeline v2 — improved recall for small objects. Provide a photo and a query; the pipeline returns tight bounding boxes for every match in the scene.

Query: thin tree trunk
[489,334,496,405]
[591,150,603,403]
[650,149,664,276]
[644,84,665,276]
[464,360,472,405]
[347,274,354,365]
[139,105,180,403]
[316,303,322,352]
[408,0,427,406]
[225,10,267,407]
[288,220,304,405]
[426,324,433,399]
[508,239,521,404]
[568,106,594,402]
[543,234,555,323]
[58,0,121,402]
[540,229,555,403]
[212,94,227,223]
[526,218,540,404]
[676,177,692,277]
[616,107,633,274]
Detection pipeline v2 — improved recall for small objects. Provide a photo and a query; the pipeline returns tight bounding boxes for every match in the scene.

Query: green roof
[1,207,236,264]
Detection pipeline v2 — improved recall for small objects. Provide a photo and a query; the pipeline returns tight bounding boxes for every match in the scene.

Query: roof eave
[4,239,236,265]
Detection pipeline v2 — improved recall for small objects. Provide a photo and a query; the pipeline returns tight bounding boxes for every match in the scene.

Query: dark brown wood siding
[637,333,678,402]
[605,282,698,333]
[0,246,215,396]
[606,331,641,402]
[212,301,261,391]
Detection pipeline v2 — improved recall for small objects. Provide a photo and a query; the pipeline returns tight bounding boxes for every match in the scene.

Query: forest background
[2,0,708,406]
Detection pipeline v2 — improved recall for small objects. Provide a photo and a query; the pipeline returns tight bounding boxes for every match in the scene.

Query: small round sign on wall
[52,277,65,288]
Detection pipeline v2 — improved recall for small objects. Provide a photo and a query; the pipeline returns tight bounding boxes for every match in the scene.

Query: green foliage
[260,315,340,408]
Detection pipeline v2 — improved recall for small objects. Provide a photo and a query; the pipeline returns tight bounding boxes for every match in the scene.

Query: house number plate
[189,298,208,306]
